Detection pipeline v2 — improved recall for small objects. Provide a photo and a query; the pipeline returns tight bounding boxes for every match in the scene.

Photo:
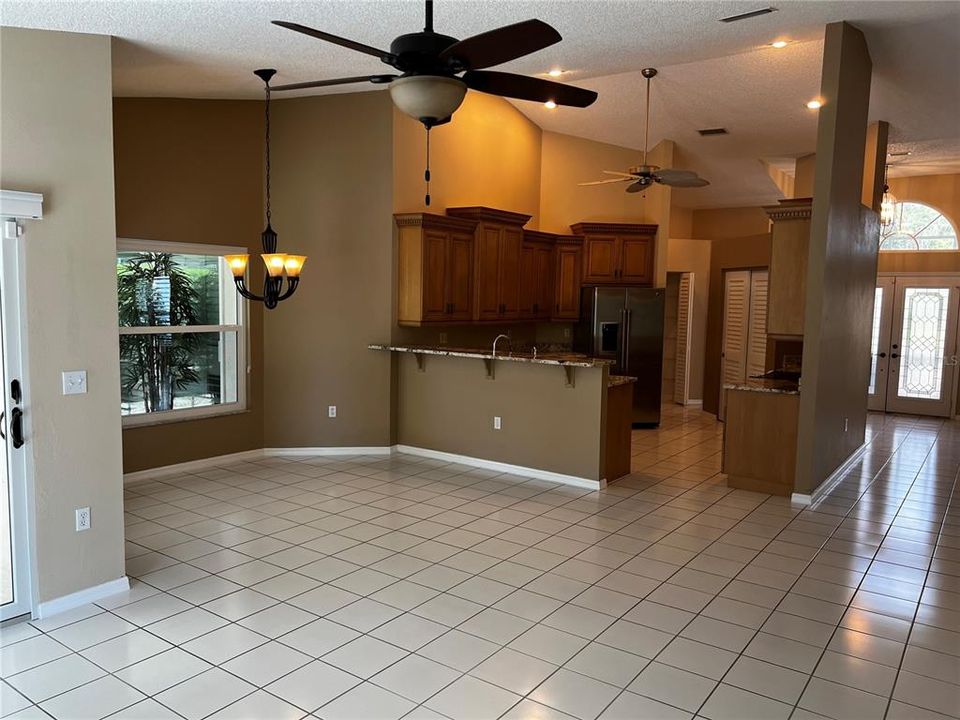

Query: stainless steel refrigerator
[574,286,665,427]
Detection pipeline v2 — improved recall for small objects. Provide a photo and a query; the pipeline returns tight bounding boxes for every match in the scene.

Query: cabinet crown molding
[570,221,658,236]
[394,212,478,232]
[522,229,565,244]
[447,206,533,226]
[763,197,813,221]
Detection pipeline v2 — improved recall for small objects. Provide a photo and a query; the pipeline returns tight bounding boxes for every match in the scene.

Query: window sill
[122,405,249,429]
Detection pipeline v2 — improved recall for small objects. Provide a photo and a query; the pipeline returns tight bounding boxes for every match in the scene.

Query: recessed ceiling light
[547,68,564,77]
[770,40,789,48]
[806,99,822,110]
[544,100,557,109]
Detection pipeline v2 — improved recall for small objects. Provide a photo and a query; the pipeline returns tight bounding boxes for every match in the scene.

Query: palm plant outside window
[117,239,246,425]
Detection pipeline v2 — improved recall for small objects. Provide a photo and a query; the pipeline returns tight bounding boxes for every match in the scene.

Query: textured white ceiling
[3,0,958,208]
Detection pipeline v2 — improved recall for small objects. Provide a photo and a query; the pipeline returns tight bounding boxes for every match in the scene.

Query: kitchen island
[370,344,635,488]
[722,379,800,496]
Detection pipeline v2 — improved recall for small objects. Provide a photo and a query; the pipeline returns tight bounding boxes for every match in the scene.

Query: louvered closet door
[674,273,694,405]
[720,270,751,420]
[746,270,769,378]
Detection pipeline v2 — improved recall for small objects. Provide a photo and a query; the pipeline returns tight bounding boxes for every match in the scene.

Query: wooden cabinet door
[498,227,523,319]
[767,221,808,336]
[422,230,449,321]
[619,235,653,284]
[534,245,553,319]
[554,245,582,320]
[582,235,618,283]
[475,227,502,320]
[518,244,536,318]
[447,231,474,321]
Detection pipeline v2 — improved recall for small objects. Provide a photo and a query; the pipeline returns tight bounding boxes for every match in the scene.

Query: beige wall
[265,92,394,448]
[666,239,712,401]
[794,154,817,197]
[396,353,607,481]
[702,234,772,415]
[393,92,542,224]
[691,206,770,240]
[796,22,877,494]
[0,28,125,602]
[113,99,266,472]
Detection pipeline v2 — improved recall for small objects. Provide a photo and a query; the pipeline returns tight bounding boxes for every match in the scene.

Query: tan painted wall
[113,99,266,472]
[702,234,772,415]
[393,92,542,224]
[666,239,712,401]
[794,154,817,197]
[796,22,877,494]
[0,28,125,602]
[691,206,770,240]
[264,92,394,448]
[395,353,607,481]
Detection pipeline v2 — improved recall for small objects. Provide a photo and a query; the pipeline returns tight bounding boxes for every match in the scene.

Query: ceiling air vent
[719,7,778,23]
[698,128,729,136]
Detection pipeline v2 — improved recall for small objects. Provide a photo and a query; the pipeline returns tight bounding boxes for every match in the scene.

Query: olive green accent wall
[114,98,266,472]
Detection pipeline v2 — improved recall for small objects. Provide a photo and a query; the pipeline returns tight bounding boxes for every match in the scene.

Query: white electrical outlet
[563,327,571,339]
[439,332,448,344]
[844,417,849,432]
[62,370,88,395]
[328,405,337,418]
[493,416,502,430]
[75,507,91,532]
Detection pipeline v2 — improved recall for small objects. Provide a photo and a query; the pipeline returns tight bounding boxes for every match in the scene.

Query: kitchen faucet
[492,334,511,359]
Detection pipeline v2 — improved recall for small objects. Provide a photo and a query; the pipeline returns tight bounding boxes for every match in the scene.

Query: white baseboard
[394,444,603,490]
[684,399,703,407]
[266,446,393,457]
[125,445,600,491]
[791,441,869,507]
[35,576,130,620]
[124,449,265,485]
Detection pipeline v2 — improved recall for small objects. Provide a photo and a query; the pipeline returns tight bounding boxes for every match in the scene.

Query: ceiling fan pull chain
[424,126,432,207]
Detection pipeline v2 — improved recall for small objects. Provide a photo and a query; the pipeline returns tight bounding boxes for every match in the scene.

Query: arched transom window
[880,201,959,251]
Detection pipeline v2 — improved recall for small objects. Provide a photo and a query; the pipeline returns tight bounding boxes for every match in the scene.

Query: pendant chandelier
[224,69,306,309]
[880,163,898,228]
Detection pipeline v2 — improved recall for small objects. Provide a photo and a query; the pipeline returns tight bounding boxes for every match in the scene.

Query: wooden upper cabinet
[395,213,478,326]
[520,230,558,320]
[447,207,532,322]
[764,198,812,338]
[553,237,583,321]
[571,222,657,285]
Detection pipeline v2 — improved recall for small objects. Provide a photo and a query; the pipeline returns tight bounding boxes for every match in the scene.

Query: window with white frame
[117,239,247,425]
[880,201,959,251]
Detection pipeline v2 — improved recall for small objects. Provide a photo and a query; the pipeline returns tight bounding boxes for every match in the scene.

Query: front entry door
[870,276,960,417]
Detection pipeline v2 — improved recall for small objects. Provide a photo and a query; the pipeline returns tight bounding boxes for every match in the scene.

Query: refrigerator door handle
[623,308,632,375]
[617,308,626,371]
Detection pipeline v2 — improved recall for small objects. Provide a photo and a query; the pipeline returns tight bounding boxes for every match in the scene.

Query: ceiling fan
[269,0,598,127]
[580,68,709,193]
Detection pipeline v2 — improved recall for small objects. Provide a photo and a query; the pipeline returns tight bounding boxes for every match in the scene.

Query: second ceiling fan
[580,68,709,193]
[270,0,598,127]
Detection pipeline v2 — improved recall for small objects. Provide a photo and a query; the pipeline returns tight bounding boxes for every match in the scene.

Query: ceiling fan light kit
[268,0,597,206]
[579,67,710,194]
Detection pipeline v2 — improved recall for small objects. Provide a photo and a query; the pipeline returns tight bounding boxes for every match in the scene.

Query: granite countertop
[368,344,613,368]
[608,375,638,388]
[724,378,800,396]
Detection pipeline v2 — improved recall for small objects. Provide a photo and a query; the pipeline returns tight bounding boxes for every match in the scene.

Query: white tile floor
[2,406,959,720]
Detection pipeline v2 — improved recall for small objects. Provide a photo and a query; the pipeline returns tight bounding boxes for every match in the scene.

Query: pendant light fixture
[880,164,897,228]
[224,69,307,309]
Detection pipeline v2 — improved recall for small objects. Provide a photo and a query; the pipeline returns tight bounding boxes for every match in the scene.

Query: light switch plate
[62,370,87,395]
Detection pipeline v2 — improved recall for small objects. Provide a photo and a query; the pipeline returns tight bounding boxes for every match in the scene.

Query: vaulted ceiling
[4,0,958,208]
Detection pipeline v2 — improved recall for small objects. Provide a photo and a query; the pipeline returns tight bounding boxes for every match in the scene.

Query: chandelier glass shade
[880,187,898,228]
[226,69,307,310]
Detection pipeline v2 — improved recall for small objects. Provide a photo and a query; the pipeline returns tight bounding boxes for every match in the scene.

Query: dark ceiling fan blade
[655,169,710,187]
[272,75,397,92]
[439,19,561,71]
[626,181,647,193]
[463,71,598,107]
[272,21,398,65]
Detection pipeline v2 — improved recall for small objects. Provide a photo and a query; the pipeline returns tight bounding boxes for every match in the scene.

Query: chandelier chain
[265,82,272,223]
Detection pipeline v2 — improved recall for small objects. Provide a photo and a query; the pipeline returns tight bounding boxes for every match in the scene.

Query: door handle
[10,407,23,449]
[878,352,887,358]
[891,352,900,359]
